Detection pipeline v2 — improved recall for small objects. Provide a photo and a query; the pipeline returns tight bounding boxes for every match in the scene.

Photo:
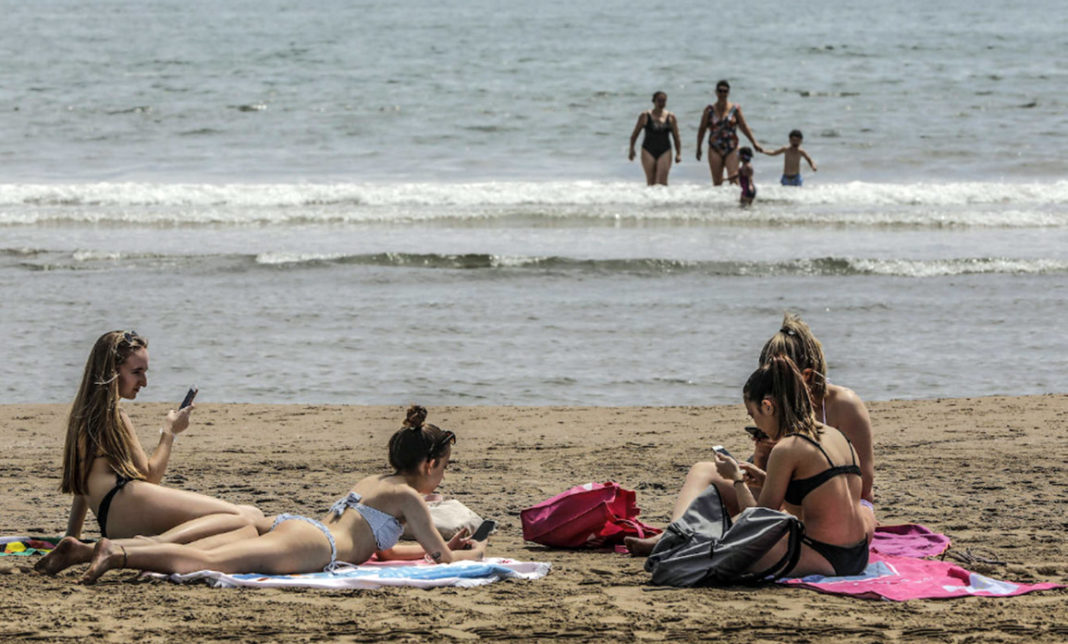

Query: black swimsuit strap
[96,474,132,539]
[784,432,835,466]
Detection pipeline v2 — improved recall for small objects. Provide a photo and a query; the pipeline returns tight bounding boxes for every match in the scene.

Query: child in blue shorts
[764,129,817,186]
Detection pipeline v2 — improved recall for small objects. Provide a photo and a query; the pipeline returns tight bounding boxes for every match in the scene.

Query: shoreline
[2,394,1065,640]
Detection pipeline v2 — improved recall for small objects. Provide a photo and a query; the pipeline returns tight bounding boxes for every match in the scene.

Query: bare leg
[640,149,657,186]
[708,150,725,185]
[625,462,742,556]
[81,521,333,584]
[103,481,264,540]
[34,536,94,576]
[654,153,672,186]
[723,150,740,185]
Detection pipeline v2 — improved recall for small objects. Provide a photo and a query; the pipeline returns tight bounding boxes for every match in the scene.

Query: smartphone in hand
[180,386,198,410]
[744,425,768,441]
[712,445,734,459]
[471,519,497,541]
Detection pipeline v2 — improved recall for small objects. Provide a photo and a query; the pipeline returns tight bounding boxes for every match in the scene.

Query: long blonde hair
[743,355,820,440]
[758,312,828,401]
[60,331,148,495]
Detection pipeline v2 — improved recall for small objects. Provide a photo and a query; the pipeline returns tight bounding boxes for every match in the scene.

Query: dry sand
[1,395,1066,642]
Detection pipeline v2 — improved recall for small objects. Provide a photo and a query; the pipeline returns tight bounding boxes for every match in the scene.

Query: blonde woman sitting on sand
[51,406,487,584]
[37,331,263,574]
[669,314,876,520]
[629,357,875,577]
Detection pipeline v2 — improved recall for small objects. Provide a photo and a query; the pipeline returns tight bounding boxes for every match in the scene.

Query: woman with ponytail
[53,405,487,584]
[37,331,264,574]
[628,357,873,577]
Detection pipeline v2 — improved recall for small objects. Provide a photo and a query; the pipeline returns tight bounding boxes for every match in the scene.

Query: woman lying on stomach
[49,405,487,584]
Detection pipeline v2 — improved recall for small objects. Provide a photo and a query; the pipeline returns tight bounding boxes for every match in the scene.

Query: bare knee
[238,505,265,521]
[685,461,722,486]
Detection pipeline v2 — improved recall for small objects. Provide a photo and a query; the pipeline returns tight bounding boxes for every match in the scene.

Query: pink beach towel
[781,553,1062,601]
[870,524,951,558]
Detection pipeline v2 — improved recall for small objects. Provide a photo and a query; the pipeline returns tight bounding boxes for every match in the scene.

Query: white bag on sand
[402,499,484,541]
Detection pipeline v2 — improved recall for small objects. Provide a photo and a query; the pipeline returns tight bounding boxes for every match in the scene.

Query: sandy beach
[1,395,1065,642]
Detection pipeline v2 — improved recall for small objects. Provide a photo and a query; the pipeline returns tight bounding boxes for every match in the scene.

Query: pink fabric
[520,482,660,548]
[781,553,1063,601]
[870,523,951,558]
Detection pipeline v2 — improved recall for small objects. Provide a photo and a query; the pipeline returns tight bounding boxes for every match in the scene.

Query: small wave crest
[0,180,1065,227]
[11,249,1065,278]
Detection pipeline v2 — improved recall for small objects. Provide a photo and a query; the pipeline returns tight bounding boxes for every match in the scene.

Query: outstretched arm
[763,146,788,157]
[65,495,89,539]
[735,107,763,153]
[801,149,818,171]
[401,492,485,563]
[628,113,647,161]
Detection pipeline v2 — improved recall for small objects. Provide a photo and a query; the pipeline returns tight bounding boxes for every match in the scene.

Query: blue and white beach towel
[160,557,551,590]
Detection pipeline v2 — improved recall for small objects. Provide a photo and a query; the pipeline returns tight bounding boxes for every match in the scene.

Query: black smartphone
[712,445,734,459]
[744,425,768,441]
[179,386,198,410]
[471,519,496,541]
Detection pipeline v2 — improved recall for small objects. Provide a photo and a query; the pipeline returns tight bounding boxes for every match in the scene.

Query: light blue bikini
[268,492,404,573]
[329,491,404,551]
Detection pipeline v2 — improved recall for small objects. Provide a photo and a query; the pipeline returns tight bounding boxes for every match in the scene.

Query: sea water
[1,0,1066,405]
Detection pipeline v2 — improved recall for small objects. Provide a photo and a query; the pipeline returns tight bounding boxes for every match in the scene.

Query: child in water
[763,129,817,186]
[737,146,756,206]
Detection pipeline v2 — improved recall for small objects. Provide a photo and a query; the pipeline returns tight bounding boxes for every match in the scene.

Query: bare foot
[79,539,124,585]
[34,536,93,576]
[624,533,662,556]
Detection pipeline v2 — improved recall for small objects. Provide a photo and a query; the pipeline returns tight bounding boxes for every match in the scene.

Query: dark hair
[758,313,828,400]
[789,129,803,140]
[743,356,820,440]
[387,405,456,473]
[716,80,730,91]
[651,91,667,103]
[739,146,753,161]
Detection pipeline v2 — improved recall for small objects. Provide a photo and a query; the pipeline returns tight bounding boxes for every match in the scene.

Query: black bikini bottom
[802,535,869,576]
[97,474,132,539]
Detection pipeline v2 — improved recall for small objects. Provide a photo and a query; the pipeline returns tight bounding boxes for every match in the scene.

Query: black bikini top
[783,432,861,505]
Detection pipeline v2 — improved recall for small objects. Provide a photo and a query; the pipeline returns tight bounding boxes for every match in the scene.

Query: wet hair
[61,331,149,495]
[743,356,820,440]
[758,313,828,401]
[739,146,753,161]
[387,405,456,474]
[651,91,667,103]
[716,80,730,91]
[789,129,803,140]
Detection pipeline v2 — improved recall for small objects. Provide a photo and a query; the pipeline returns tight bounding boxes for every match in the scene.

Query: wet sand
[1,395,1066,642]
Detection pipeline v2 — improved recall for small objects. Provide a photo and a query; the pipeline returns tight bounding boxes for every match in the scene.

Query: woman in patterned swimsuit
[696,80,764,186]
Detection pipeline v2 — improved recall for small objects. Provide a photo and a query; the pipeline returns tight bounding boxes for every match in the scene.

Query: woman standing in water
[696,80,763,185]
[628,91,682,185]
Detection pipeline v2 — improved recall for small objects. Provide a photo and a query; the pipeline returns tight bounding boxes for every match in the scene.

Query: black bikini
[784,432,869,576]
[96,474,132,539]
[641,112,673,159]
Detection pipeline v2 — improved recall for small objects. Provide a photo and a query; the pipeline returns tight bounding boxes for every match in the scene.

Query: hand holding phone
[471,519,496,541]
[712,445,734,460]
[744,425,769,441]
[180,386,198,410]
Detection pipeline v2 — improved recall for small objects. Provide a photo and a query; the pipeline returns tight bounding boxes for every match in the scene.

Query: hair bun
[404,405,428,429]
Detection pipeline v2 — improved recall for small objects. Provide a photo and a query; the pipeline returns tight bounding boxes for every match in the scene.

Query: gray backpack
[645,485,803,587]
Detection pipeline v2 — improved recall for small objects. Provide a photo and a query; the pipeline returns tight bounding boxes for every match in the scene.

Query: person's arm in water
[64,495,89,539]
[696,106,711,161]
[801,148,818,171]
[628,112,648,161]
[670,113,682,163]
[735,106,763,153]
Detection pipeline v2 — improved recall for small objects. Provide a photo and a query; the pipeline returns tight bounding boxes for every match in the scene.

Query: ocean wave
[10,249,1067,278]
[2,180,1067,207]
